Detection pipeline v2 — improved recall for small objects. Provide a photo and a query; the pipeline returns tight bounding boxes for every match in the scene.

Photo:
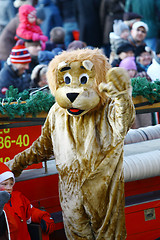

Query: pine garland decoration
[131,77,160,103]
[0,77,160,119]
[0,86,55,119]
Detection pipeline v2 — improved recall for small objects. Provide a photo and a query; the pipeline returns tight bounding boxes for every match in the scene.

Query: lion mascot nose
[66,93,79,102]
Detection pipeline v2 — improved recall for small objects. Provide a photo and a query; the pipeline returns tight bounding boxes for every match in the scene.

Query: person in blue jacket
[0,45,31,98]
[36,0,63,38]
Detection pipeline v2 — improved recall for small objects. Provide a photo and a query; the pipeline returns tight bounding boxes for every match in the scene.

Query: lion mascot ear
[82,60,93,70]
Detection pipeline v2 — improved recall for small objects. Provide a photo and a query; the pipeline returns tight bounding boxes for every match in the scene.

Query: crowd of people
[0,0,160,125]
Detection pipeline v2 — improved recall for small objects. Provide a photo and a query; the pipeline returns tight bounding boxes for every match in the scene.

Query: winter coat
[16,5,48,43]
[0,62,31,98]
[109,32,130,53]
[125,0,160,39]
[147,58,160,82]
[38,49,63,65]
[0,0,16,31]
[75,0,103,48]
[55,0,77,23]
[0,15,19,61]
[0,191,54,240]
[100,0,125,45]
[36,0,63,38]
[128,35,146,48]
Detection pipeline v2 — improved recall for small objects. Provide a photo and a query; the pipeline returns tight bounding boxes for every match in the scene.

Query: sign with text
[0,125,42,169]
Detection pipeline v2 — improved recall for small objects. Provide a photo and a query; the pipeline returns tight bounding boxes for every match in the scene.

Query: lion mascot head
[47,48,111,116]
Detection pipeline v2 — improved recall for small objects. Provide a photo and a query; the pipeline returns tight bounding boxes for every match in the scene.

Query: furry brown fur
[47,48,111,105]
[7,48,135,240]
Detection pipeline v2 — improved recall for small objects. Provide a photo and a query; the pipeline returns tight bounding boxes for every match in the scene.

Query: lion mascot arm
[6,109,54,177]
[99,67,135,138]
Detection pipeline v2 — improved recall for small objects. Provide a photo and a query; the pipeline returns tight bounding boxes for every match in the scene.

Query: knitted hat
[113,20,129,36]
[0,163,15,183]
[132,21,148,32]
[119,56,137,71]
[116,42,135,55]
[10,45,31,64]
[135,45,152,57]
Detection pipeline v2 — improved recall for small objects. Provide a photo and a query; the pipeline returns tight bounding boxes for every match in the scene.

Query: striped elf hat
[10,45,31,64]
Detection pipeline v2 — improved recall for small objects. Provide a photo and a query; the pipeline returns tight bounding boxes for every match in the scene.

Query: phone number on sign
[0,135,30,149]
[0,157,11,162]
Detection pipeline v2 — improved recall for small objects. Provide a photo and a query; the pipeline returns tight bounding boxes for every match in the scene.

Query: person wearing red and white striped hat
[0,44,31,98]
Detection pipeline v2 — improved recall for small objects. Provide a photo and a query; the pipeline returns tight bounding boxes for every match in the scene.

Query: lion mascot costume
[7,48,135,239]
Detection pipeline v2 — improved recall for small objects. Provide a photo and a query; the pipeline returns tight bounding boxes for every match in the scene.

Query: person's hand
[40,215,55,234]
[40,35,48,42]
[0,191,10,216]
[32,33,40,41]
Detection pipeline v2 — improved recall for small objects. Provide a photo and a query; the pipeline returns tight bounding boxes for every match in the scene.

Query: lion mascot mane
[7,48,135,239]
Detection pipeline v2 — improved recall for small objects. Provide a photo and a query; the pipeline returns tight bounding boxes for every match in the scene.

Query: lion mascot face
[47,48,111,116]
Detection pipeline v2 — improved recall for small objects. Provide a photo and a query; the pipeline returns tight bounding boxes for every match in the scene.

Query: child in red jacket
[0,162,55,240]
[15,5,48,46]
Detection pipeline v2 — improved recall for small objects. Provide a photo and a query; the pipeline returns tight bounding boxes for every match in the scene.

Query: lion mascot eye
[64,73,72,84]
[79,73,89,84]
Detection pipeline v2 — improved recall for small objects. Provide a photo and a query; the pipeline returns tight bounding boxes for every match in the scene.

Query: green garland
[131,77,160,103]
[0,86,55,119]
[0,77,160,119]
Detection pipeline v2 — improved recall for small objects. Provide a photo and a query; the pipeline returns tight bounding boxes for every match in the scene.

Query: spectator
[147,40,160,82]
[36,0,63,39]
[100,0,125,57]
[111,42,135,67]
[128,21,148,48]
[0,162,55,239]
[75,0,102,49]
[123,12,142,30]
[0,45,31,98]
[55,0,79,48]
[15,5,48,45]
[119,54,152,81]
[24,40,42,74]
[119,56,152,128]
[135,45,153,72]
[0,15,19,68]
[0,2,46,69]
[67,40,87,51]
[119,56,137,78]
[30,64,48,88]
[109,20,130,63]
[0,0,16,35]
[38,46,63,65]
[36,6,46,26]
[38,50,57,65]
[45,26,66,51]
[125,0,160,51]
